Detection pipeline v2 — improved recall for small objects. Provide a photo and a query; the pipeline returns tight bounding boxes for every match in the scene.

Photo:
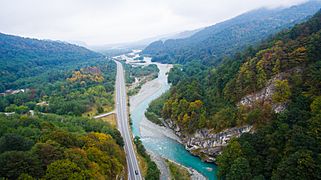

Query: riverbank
[165,158,206,180]
[124,50,216,179]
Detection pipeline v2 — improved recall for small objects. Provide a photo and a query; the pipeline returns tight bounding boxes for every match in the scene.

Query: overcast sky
[0,0,307,45]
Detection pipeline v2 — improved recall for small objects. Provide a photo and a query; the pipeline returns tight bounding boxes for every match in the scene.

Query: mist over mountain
[143,0,321,65]
[1,1,321,180]
[90,28,202,52]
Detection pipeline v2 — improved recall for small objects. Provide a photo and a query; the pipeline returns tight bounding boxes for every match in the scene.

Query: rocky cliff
[239,68,302,113]
[239,73,286,113]
[164,118,252,162]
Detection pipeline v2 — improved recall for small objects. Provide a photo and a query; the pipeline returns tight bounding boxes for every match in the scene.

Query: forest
[142,1,321,65]
[0,33,126,179]
[0,33,106,91]
[0,113,125,179]
[0,32,117,117]
[0,61,116,117]
[146,9,321,179]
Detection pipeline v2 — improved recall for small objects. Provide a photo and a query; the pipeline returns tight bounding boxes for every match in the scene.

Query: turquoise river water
[130,62,217,180]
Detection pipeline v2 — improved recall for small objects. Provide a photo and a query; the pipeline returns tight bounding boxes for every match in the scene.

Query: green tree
[0,151,43,179]
[217,139,243,178]
[272,150,316,180]
[310,96,321,114]
[0,133,34,153]
[226,157,252,180]
[18,173,35,180]
[272,80,291,103]
[44,160,85,180]
[31,141,64,169]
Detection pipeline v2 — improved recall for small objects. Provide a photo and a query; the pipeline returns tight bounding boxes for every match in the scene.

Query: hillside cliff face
[239,67,303,113]
[164,117,252,162]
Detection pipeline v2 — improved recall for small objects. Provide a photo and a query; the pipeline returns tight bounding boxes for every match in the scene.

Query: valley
[120,52,216,179]
[1,1,321,180]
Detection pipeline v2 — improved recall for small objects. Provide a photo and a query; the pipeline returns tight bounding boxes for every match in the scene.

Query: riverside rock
[164,118,252,162]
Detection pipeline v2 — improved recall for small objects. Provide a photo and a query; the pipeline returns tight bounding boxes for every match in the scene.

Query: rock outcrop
[164,118,252,162]
[239,72,286,113]
[239,68,302,113]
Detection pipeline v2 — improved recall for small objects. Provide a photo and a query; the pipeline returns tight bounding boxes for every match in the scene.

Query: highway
[114,60,142,180]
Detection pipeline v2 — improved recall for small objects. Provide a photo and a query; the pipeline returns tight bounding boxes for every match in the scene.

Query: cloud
[0,0,307,45]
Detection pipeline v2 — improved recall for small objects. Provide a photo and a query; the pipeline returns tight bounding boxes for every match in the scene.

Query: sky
[0,0,307,46]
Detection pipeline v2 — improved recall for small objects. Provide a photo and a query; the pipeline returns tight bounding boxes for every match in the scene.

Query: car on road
[135,170,138,175]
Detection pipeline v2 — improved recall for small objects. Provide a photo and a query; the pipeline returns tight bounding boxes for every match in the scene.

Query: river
[124,52,217,180]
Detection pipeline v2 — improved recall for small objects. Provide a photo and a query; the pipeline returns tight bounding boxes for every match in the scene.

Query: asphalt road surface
[114,60,142,180]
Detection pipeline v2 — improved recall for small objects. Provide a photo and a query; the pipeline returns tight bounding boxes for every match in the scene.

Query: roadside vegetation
[0,113,125,179]
[134,136,160,180]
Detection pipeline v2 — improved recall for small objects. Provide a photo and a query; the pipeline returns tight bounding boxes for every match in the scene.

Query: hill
[142,1,321,65]
[147,8,321,179]
[0,34,126,179]
[0,33,104,91]
[0,33,117,117]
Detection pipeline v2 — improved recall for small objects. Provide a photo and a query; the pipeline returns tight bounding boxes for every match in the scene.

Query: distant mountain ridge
[142,0,321,64]
[90,28,202,51]
[0,33,100,59]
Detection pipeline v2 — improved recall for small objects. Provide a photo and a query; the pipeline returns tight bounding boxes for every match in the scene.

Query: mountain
[142,0,321,65]
[0,32,118,117]
[147,8,321,180]
[0,34,125,179]
[158,28,203,42]
[0,33,104,91]
[90,28,202,51]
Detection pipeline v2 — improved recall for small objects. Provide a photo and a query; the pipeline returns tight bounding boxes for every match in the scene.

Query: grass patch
[101,114,117,127]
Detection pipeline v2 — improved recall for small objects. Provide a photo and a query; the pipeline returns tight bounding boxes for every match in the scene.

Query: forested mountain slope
[142,1,321,65]
[0,34,125,178]
[0,33,103,91]
[0,33,116,117]
[147,9,321,179]
[217,10,321,179]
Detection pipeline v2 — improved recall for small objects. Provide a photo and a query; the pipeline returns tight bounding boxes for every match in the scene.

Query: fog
[0,0,307,45]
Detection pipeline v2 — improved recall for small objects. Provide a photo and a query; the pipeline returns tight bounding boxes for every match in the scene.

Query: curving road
[114,60,142,180]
